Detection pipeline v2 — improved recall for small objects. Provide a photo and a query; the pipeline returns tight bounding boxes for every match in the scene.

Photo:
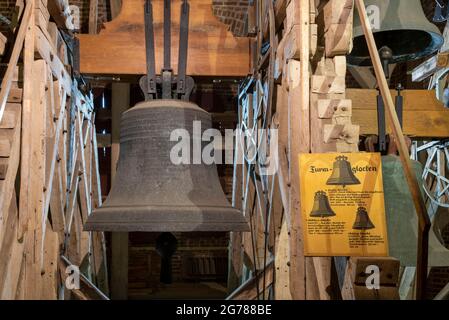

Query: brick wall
[69,0,109,33]
[212,0,249,37]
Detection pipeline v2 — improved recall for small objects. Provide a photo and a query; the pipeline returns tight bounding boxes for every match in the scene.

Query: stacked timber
[311,0,359,153]
[0,0,105,300]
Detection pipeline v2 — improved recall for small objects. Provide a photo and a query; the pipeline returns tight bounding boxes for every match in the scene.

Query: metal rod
[376,91,386,151]
[176,0,189,98]
[144,0,156,98]
[163,0,171,70]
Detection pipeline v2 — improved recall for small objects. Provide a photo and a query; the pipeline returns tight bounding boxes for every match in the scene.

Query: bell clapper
[156,232,178,285]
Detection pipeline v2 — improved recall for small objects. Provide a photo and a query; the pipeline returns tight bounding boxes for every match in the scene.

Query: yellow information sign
[299,153,389,257]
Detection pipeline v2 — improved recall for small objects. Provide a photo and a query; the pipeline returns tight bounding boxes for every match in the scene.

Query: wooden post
[110,82,130,299]
[88,0,98,35]
[287,0,310,300]
[110,0,122,19]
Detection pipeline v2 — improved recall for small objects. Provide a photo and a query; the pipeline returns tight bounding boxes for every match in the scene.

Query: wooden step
[0,130,13,157]
[7,88,23,103]
[0,129,14,157]
[0,103,21,129]
[0,157,8,180]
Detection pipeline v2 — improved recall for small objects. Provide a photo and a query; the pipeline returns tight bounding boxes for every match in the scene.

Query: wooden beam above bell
[77,0,250,76]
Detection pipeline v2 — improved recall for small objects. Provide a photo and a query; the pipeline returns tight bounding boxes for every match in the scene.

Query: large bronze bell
[352,207,376,230]
[84,100,249,232]
[310,191,336,218]
[383,155,449,267]
[326,156,361,187]
[349,0,443,66]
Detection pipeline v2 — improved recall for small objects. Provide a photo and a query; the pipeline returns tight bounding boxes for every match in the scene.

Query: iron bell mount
[327,155,361,187]
[352,207,376,230]
[310,191,336,218]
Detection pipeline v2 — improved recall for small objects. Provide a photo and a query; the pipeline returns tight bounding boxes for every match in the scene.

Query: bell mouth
[348,30,443,66]
[84,205,250,232]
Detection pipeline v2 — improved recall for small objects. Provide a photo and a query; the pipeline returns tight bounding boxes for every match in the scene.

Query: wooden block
[325,23,353,57]
[311,75,346,94]
[351,257,400,286]
[284,25,301,61]
[283,24,317,62]
[353,285,400,300]
[47,22,59,48]
[317,99,352,119]
[336,141,359,152]
[334,56,347,77]
[314,56,347,77]
[323,123,359,144]
[310,23,318,57]
[0,157,8,179]
[7,88,23,103]
[311,94,340,153]
[310,0,318,23]
[324,0,354,26]
[35,5,50,32]
[285,0,300,33]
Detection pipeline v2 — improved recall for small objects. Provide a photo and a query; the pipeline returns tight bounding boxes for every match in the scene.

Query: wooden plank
[0,191,25,299]
[23,60,48,299]
[274,220,292,299]
[18,2,35,241]
[78,0,250,76]
[348,89,446,111]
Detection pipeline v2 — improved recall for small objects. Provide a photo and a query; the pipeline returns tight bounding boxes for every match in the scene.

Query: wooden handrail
[355,0,431,300]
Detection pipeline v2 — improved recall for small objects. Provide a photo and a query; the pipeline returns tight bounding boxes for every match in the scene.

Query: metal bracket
[139,0,194,101]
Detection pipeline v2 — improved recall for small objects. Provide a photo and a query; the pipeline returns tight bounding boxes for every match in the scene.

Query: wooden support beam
[288,0,310,300]
[348,89,449,138]
[110,82,130,300]
[227,262,274,300]
[78,0,250,76]
[88,0,98,35]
